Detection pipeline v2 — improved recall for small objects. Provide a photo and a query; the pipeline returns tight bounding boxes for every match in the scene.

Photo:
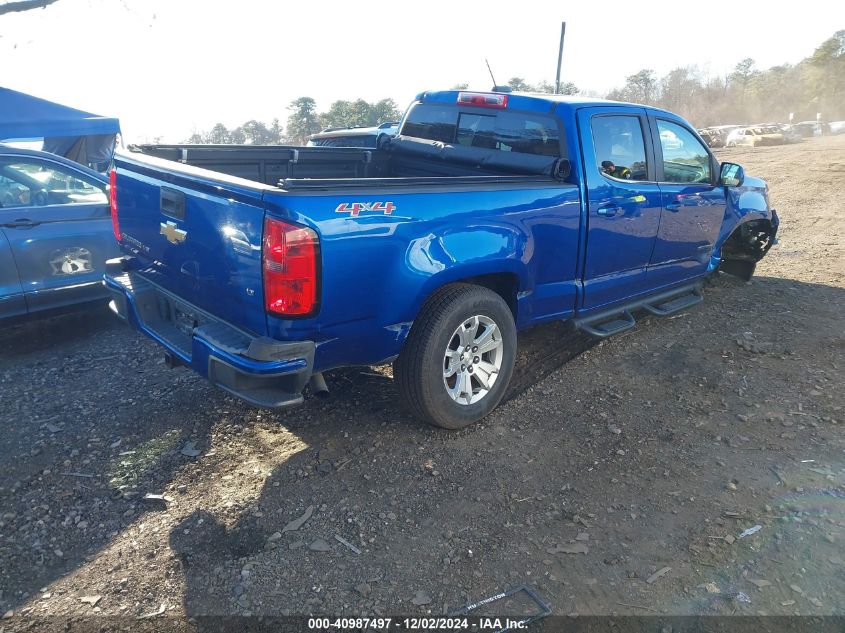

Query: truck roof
[416,90,676,118]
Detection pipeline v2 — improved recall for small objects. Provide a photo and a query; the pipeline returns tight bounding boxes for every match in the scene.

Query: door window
[656,120,711,184]
[591,115,649,181]
[0,160,107,209]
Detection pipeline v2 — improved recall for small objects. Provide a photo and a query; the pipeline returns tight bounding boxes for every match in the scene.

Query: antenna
[555,22,566,94]
[485,58,498,89]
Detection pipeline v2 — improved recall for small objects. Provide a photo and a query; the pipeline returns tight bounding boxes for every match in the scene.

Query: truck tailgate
[113,152,268,336]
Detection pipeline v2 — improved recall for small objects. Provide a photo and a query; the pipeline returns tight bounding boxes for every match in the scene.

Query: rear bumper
[104,259,314,408]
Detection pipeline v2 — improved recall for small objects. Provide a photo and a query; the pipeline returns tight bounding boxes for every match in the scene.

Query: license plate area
[138,291,203,358]
[172,304,198,337]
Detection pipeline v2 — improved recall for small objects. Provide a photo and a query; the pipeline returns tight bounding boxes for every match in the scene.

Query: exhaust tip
[309,372,329,398]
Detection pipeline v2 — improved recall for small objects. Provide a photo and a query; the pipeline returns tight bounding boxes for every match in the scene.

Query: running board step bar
[642,287,703,316]
[574,284,703,339]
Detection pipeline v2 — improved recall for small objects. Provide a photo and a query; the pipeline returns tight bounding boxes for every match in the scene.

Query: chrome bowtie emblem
[160,220,187,244]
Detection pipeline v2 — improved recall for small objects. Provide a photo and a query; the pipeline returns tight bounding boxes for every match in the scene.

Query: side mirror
[720,162,745,187]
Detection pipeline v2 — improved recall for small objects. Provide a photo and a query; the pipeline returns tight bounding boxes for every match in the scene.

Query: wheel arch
[411,267,523,324]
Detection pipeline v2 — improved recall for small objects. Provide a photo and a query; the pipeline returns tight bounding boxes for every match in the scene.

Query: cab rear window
[401,103,561,157]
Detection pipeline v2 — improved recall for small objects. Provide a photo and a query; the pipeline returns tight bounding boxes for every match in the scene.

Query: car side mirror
[720,162,744,187]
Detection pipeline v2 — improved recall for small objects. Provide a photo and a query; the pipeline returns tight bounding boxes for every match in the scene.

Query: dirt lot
[1,135,843,629]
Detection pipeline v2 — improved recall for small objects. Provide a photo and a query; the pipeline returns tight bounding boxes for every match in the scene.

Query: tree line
[185,98,402,145]
[185,31,844,144]
[607,31,844,126]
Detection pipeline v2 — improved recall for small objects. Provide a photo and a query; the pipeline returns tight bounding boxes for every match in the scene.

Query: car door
[647,117,726,286]
[0,156,115,314]
[0,228,26,319]
[576,107,662,310]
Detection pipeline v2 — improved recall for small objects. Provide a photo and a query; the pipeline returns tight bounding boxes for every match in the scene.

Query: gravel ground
[1,135,843,630]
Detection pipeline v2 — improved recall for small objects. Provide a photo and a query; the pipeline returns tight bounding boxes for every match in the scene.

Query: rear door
[0,156,117,314]
[647,117,725,286]
[114,154,268,336]
[577,107,663,309]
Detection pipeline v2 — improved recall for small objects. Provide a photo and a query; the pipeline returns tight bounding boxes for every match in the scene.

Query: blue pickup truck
[105,90,777,429]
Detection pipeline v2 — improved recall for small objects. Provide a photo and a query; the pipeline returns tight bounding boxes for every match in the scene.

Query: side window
[656,120,711,184]
[0,160,107,209]
[591,115,649,181]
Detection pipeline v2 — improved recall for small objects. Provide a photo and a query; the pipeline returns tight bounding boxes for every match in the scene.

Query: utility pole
[555,22,566,94]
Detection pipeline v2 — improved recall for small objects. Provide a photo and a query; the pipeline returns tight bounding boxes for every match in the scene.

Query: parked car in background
[697,128,724,148]
[308,122,400,148]
[0,146,120,321]
[725,126,785,147]
[777,124,803,143]
[793,121,829,137]
[829,121,845,135]
[105,90,777,428]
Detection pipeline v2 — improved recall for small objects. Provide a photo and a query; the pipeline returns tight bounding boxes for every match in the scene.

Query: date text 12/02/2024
[307,617,529,630]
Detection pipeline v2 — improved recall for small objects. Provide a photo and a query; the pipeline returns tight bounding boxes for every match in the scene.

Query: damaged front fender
[709,176,779,280]
[716,215,779,280]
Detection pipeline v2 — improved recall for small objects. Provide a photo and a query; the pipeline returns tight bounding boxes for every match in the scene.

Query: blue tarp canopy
[0,87,120,168]
[0,87,120,138]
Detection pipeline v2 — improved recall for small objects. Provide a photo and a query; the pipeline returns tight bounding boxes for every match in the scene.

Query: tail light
[457,92,508,108]
[108,168,120,241]
[262,217,319,317]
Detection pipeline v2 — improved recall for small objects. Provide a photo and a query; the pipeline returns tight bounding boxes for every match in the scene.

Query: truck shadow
[167,274,845,621]
[0,302,591,618]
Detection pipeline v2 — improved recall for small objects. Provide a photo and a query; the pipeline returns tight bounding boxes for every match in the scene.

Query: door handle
[665,202,681,212]
[2,218,41,228]
[596,205,622,217]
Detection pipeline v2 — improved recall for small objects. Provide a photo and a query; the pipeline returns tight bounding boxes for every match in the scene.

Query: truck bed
[130,136,569,189]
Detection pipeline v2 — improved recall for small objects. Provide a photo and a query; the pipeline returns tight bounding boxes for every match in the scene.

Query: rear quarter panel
[263,183,582,371]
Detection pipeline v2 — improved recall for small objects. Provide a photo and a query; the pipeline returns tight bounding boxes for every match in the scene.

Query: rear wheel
[394,284,516,429]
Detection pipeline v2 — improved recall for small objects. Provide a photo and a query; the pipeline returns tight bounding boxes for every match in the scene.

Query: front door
[577,107,663,310]
[0,156,115,314]
[648,118,726,287]
[0,228,25,319]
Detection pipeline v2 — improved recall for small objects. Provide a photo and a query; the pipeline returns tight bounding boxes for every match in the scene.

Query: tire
[394,283,517,430]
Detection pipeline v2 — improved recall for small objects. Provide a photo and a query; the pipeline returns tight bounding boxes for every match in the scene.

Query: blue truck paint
[0,146,119,320]
[113,153,269,337]
[105,91,777,418]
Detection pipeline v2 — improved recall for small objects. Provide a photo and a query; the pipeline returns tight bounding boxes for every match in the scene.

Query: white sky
[2,0,843,142]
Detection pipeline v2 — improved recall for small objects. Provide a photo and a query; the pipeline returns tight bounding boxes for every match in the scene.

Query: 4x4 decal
[335,201,396,217]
